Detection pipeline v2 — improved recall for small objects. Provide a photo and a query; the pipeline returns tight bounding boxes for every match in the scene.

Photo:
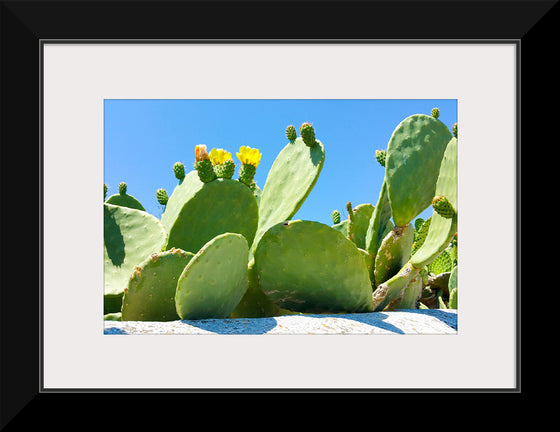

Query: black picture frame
[1,0,552,427]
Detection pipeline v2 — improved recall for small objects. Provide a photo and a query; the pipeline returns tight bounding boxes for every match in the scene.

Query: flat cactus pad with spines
[161,171,258,254]
[411,137,458,269]
[253,137,325,253]
[105,192,146,211]
[175,233,249,320]
[121,248,194,321]
[254,220,374,313]
[346,203,375,249]
[373,224,415,288]
[104,203,168,310]
[385,114,452,227]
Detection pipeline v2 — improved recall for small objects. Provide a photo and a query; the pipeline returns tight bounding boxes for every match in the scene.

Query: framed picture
[2,0,548,423]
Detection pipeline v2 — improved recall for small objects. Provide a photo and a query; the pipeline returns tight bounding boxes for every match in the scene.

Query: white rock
[104,309,457,335]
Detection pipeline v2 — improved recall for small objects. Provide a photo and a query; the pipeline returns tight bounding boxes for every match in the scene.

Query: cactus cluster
[104,114,457,322]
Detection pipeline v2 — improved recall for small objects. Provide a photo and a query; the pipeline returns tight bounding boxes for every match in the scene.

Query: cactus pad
[331,219,349,237]
[175,233,249,320]
[121,248,194,321]
[373,223,414,287]
[385,114,452,226]
[427,249,454,275]
[411,137,458,268]
[346,203,375,249]
[254,220,374,313]
[253,137,325,252]
[364,180,393,259]
[104,203,168,311]
[161,171,258,254]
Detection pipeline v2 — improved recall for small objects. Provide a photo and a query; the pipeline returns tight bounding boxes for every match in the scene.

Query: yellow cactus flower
[208,148,233,166]
[236,146,262,167]
[195,144,209,162]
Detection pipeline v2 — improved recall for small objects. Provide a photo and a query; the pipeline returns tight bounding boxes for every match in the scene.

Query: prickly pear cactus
[175,233,249,320]
[252,130,325,253]
[173,162,186,181]
[104,203,167,313]
[300,122,317,147]
[346,203,375,250]
[373,224,414,287]
[411,136,458,268]
[231,259,292,318]
[105,182,146,211]
[121,248,194,321]
[364,180,393,261]
[161,170,258,254]
[375,150,386,167]
[331,210,341,225]
[385,114,452,227]
[254,220,374,313]
[286,125,297,142]
[156,188,168,206]
[432,195,456,219]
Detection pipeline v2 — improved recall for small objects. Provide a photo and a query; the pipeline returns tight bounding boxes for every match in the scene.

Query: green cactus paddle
[121,248,194,321]
[104,203,167,313]
[385,114,452,227]
[175,233,249,320]
[254,220,373,313]
[161,171,258,254]
[252,135,325,253]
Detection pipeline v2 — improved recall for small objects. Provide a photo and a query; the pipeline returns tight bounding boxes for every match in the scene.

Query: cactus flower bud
[156,188,168,206]
[118,182,127,195]
[331,210,341,224]
[286,125,297,142]
[432,195,456,219]
[195,160,216,183]
[104,183,107,201]
[375,149,387,167]
[452,123,458,138]
[300,122,316,147]
[173,162,185,180]
[431,107,440,119]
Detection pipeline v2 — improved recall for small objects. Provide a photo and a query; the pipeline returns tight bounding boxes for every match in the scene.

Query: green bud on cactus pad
[238,163,256,186]
[194,159,217,183]
[375,149,386,167]
[452,122,458,138]
[331,210,341,224]
[286,125,297,142]
[432,195,456,219]
[431,107,440,119]
[300,122,316,148]
[156,188,168,206]
[104,183,107,201]
[214,159,235,179]
[173,162,186,180]
[118,182,127,195]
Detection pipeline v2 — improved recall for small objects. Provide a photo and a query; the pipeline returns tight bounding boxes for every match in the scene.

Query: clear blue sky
[104,99,457,227]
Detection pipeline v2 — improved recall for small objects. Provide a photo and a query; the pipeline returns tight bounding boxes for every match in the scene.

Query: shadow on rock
[182,317,279,335]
